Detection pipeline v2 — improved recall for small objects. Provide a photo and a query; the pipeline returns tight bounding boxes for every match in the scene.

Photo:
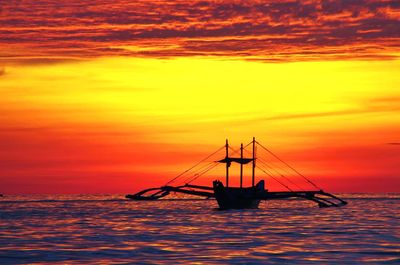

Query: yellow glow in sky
[2,57,399,139]
[1,57,400,193]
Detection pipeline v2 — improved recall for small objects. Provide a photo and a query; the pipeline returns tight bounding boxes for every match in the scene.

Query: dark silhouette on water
[126,138,347,210]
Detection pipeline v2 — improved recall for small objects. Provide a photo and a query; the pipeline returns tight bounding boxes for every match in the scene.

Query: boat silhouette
[126,138,347,210]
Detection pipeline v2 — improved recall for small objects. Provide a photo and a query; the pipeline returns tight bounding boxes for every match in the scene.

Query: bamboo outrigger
[126,138,347,210]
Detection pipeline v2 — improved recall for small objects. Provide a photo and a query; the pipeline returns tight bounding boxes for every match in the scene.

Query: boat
[213,179,265,209]
[126,138,347,210]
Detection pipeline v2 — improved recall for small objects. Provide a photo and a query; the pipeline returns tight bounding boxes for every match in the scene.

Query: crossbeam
[126,185,347,207]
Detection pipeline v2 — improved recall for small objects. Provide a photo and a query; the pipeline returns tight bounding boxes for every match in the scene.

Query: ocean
[0,194,399,264]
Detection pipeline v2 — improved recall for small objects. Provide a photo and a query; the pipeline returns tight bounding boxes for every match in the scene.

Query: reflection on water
[0,194,399,264]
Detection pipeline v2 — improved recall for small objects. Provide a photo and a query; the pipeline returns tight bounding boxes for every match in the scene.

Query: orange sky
[1,0,399,194]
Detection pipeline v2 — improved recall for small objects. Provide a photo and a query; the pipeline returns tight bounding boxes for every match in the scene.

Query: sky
[0,0,399,194]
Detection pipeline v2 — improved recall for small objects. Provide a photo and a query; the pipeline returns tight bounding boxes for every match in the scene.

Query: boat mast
[240,143,243,188]
[252,137,255,187]
[225,139,229,187]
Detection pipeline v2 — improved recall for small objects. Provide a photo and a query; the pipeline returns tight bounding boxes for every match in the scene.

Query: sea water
[0,194,399,264]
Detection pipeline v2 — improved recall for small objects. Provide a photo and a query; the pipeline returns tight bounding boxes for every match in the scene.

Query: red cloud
[1,0,399,63]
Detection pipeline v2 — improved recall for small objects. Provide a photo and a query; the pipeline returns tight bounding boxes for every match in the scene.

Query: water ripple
[0,194,399,264]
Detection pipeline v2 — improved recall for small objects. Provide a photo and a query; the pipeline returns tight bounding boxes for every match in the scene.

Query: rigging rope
[173,142,253,186]
[185,142,253,185]
[244,146,305,190]
[256,152,300,179]
[257,157,305,191]
[180,161,217,184]
[164,140,319,191]
[228,141,252,155]
[256,141,321,190]
[242,148,299,190]
[186,162,220,184]
[256,164,293,191]
[164,145,225,186]
[228,146,240,155]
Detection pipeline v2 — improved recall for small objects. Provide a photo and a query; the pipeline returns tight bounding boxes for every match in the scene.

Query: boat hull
[213,180,264,210]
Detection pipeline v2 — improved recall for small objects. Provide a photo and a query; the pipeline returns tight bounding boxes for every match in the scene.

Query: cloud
[253,95,400,122]
[1,0,399,64]
[0,68,5,76]
[387,142,400,145]
[259,109,368,122]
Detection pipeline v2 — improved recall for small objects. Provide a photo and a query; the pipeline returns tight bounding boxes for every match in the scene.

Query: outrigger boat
[126,138,347,210]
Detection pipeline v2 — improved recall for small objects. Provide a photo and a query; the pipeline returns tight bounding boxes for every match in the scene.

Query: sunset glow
[1,0,399,193]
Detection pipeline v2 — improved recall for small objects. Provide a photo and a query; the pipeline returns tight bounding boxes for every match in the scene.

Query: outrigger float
[126,138,347,210]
